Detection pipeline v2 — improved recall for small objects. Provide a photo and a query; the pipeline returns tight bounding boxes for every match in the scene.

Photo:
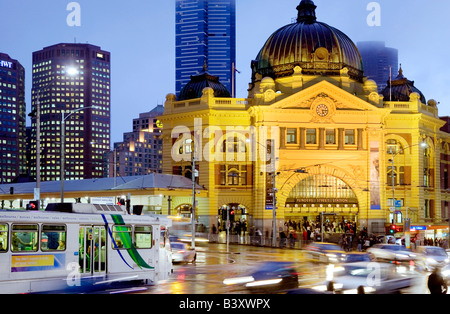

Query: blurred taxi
[415,246,449,271]
[171,242,197,263]
[304,242,347,263]
[223,261,299,292]
[367,244,415,263]
[313,262,415,294]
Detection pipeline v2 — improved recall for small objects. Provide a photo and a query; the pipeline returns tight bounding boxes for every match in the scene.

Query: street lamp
[60,105,98,203]
[388,141,427,248]
[30,76,60,209]
[247,137,280,247]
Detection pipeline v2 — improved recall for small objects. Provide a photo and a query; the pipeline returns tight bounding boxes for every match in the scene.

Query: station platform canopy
[0,173,206,201]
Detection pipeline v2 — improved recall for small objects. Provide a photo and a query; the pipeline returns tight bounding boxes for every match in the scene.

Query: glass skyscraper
[175,0,236,98]
[357,41,398,93]
[0,53,26,183]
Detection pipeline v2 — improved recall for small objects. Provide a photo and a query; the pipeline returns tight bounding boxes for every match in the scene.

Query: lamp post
[60,105,98,203]
[247,136,280,247]
[31,75,65,209]
[388,141,427,248]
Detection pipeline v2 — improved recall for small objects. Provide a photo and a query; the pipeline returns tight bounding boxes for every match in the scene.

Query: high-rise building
[31,43,111,182]
[175,0,236,98]
[0,53,26,183]
[106,105,164,178]
[357,41,398,92]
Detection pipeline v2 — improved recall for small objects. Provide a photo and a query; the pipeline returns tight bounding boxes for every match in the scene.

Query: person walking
[428,268,448,294]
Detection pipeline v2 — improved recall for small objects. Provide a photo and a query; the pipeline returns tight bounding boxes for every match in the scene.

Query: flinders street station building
[161,0,450,241]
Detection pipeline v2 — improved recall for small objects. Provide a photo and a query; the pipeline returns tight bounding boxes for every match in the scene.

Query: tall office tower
[0,53,26,183]
[105,105,164,178]
[175,0,236,98]
[31,43,111,182]
[357,41,398,92]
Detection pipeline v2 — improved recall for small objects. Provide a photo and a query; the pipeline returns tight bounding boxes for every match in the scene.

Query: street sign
[34,188,40,201]
[395,200,402,208]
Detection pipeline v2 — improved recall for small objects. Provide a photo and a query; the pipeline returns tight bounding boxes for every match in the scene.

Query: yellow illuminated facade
[160,1,450,240]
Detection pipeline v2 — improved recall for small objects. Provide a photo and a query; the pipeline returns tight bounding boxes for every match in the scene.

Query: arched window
[287,175,356,199]
[386,139,403,155]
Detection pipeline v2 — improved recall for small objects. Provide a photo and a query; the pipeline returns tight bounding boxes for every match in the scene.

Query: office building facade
[0,53,27,183]
[175,0,236,98]
[357,41,398,93]
[31,43,111,182]
[106,105,164,178]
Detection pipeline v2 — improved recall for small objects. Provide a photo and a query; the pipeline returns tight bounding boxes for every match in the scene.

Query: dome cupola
[178,62,231,101]
[382,65,426,104]
[251,0,364,83]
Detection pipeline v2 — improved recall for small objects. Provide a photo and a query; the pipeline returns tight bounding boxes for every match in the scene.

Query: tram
[0,204,173,294]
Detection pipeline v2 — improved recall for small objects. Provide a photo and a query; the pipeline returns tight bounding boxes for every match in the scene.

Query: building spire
[297,0,317,23]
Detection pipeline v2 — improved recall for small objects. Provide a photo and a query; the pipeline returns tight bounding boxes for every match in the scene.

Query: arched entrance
[174,203,193,219]
[282,174,359,233]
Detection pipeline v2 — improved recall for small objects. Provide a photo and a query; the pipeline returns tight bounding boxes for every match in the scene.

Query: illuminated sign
[410,226,427,231]
[0,60,13,69]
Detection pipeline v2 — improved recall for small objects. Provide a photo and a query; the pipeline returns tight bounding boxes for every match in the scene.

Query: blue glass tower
[175,0,236,98]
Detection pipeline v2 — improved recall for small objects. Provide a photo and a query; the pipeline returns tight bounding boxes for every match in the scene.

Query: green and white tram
[0,204,173,294]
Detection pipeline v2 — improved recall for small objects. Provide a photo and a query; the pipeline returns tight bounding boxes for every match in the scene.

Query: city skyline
[1,0,450,146]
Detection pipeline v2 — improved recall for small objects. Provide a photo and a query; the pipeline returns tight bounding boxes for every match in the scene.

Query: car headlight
[343,286,376,294]
[223,276,254,286]
[427,257,437,264]
[245,278,282,287]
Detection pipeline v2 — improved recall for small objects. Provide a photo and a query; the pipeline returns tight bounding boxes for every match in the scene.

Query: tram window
[0,224,8,252]
[41,225,67,251]
[135,226,152,249]
[112,225,132,249]
[11,225,38,252]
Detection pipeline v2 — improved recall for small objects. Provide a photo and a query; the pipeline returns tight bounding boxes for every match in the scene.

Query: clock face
[316,104,329,117]
[155,120,163,128]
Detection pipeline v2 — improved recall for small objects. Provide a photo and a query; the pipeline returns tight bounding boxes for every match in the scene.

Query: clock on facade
[316,104,329,117]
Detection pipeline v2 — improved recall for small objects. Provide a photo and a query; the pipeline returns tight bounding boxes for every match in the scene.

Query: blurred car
[415,246,449,271]
[441,264,450,285]
[304,242,347,263]
[344,252,373,263]
[367,244,415,263]
[313,262,414,294]
[171,242,196,263]
[223,261,299,292]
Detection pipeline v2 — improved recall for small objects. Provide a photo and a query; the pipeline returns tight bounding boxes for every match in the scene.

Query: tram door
[79,226,107,275]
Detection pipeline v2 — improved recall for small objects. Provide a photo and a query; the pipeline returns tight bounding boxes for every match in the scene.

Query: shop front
[411,225,449,247]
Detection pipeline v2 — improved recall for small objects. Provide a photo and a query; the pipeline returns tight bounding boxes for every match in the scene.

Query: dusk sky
[2,0,450,145]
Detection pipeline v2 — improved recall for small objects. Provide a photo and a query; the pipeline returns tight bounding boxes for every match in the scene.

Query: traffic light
[229,209,235,222]
[220,208,235,222]
[27,201,39,211]
[389,224,396,234]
